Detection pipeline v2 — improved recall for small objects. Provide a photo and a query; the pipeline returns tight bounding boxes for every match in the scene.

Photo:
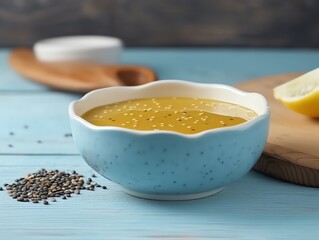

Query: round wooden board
[235,73,319,187]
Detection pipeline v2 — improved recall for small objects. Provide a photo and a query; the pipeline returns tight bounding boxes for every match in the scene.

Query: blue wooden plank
[0,155,319,240]
[2,48,319,240]
[0,92,80,154]
[124,48,319,84]
[2,48,319,154]
[0,49,47,91]
[2,48,319,91]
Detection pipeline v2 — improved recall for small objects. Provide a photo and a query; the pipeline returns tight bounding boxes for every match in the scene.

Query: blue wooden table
[1,48,319,240]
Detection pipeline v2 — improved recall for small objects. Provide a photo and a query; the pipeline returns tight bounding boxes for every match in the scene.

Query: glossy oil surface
[81,97,257,134]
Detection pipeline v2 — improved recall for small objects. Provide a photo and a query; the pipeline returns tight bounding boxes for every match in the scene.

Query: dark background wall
[1,0,318,48]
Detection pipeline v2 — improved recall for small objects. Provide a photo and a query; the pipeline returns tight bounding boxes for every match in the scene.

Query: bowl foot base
[122,188,224,201]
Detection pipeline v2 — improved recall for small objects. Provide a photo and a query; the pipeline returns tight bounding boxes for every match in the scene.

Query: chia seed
[2,169,107,205]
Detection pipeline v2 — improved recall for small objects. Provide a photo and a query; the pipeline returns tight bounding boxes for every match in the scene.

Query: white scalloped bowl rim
[69,80,270,138]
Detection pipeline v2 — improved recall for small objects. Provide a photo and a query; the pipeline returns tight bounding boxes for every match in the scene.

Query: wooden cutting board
[9,49,157,93]
[236,73,319,187]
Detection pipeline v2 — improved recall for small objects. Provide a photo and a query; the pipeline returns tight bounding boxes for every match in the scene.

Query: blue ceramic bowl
[69,80,270,200]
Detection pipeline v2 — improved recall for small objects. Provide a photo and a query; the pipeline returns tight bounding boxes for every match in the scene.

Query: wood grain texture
[0,0,319,47]
[2,49,319,156]
[1,48,319,239]
[255,153,319,187]
[236,74,319,187]
[9,48,157,92]
[1,156,319,240]
[3,48,319,92]
[0,92,80,154]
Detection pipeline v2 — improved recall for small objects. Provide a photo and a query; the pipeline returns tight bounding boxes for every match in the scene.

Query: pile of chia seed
[0,169,107,205]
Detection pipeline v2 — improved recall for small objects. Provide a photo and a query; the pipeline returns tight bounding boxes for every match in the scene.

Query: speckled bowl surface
[69,80,270,200]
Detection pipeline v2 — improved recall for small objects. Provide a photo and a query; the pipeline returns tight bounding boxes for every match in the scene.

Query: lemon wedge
[274,68,319,117]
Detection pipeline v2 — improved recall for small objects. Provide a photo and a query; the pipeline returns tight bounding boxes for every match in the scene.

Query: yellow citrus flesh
[280,91,319,117]
[274,68,319,117]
